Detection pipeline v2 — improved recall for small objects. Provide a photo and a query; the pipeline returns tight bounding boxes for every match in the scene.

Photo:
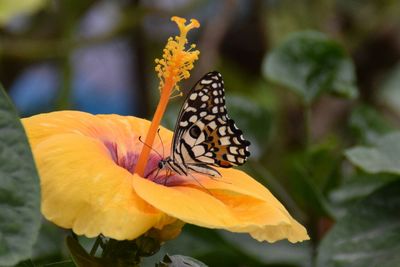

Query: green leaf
[157,254,208,267]
[0,86,41,265]
[317,180,400,267]
[329,174,398,206]
[263,31,358,104]
[349,105,393,145]
[329,173,398,218]
[31,220,65,264]
[379,63,400,115]
[345,132,400,175]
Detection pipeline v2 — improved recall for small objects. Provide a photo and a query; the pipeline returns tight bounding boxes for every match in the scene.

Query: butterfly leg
[163,169,172,186]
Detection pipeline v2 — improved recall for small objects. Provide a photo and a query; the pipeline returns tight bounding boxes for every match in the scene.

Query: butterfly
[157,71,250,178]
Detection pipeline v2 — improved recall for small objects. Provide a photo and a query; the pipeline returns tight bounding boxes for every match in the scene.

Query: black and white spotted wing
[164,71,250,178]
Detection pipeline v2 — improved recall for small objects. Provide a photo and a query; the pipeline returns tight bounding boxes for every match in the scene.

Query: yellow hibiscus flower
[22,16,309,244]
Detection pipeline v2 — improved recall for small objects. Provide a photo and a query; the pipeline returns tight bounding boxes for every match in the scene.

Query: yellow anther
[155,16,200,96]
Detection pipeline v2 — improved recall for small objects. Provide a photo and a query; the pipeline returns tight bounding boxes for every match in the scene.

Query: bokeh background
[2,0,400,266]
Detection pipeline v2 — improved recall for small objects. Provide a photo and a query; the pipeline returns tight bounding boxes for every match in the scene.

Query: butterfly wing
[171,71,250,171]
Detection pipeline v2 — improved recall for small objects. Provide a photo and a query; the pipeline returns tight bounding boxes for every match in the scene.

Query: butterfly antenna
[207,175,232,185]
[146,166,162,181]
[186,172,215,197]
[157,129,165,158]
[138,136,163,158]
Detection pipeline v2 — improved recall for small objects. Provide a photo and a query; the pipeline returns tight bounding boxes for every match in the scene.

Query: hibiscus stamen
[135,17,200,177]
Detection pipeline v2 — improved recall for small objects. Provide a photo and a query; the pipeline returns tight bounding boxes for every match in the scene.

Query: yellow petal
[249,216,309,243]
[32,132,163,240]
[211,191,308,242]
[132,174,241,228]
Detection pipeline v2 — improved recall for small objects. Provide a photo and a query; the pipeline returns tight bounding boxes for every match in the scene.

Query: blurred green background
[1,0,400,266]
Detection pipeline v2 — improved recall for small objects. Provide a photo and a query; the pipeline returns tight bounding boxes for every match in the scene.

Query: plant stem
[56,54,72,110]
[90,236,102,256]
[304,103,318,267]
[305,104,312,151]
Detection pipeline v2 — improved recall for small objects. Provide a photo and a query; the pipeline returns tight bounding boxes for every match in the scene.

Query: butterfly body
[158,156,221,177]
[158,71,250,178]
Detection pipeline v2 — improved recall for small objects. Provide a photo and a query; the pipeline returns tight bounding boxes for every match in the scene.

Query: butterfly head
[158,158,169,170]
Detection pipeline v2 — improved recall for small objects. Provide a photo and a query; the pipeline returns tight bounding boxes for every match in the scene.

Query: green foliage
[345,132,400,175]
[263,31,358,104]
[380,63,400,115]
[287,162,331,217]
[15,260,36,267]
[0,86,41,266]
[31,221,66,265]
[329,173,398,208]
[317,180,400,267]
[349,105,393,145]
[0,0,47,25]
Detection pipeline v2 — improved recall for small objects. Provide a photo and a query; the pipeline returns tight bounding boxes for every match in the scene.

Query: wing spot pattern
[219,136,230,145]
[218,126,227,136]
[189,115,198,123]
[180,121,189,127]
[201,79,213,85]
[226,154,236,162]
[208,121,217,129]
[201,95,209,102]
[229,146,238,154]
[189,93,197,100]
[205,115,216,120]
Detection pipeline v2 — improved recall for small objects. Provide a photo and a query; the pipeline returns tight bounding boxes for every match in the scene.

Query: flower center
[104,141,186,186]
[104,141,139,174]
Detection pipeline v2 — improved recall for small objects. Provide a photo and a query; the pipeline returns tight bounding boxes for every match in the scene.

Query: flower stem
[90,236,102,256]
[135,79,174,177]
